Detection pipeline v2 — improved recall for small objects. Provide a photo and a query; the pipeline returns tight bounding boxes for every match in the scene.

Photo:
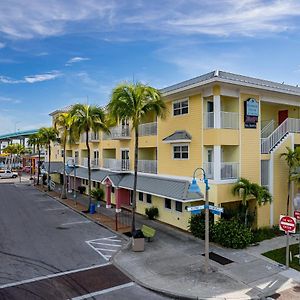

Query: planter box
[132,237,145,252]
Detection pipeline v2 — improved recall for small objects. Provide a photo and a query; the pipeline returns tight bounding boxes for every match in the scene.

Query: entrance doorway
[278,110,288,125]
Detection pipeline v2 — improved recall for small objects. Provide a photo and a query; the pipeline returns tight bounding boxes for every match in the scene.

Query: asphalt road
[0,183,169,299]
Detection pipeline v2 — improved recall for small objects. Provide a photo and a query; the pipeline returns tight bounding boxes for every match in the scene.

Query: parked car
[0,170,18,179]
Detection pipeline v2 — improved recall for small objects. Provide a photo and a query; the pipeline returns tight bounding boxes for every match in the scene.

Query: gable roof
[163,130,192,143]
[161,70,300,97]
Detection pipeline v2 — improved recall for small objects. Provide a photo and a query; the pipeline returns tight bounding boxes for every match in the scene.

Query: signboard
[294,210,300,221]
[187,205,224,215]
[187,205,205,212]
[244,98,259,128]
[279,215,296,233]
[209,205,224,215]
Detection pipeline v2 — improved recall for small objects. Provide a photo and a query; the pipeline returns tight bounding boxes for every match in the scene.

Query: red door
[278,110,288,125]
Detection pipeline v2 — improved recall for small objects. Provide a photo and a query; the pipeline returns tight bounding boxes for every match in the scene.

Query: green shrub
[212,219,253,249]
[91,188,104,201]
[252,225,282,243]
[145,206,159,220]
[188,213,214,240]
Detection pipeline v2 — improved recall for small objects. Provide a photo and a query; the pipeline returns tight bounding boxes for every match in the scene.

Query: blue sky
[1,0,300,134]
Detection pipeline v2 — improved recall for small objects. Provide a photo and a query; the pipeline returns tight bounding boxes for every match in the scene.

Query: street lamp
[67,159,77,205]
[188,167,210,273]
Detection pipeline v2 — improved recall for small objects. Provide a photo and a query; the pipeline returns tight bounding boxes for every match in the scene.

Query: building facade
[48,70,300,230]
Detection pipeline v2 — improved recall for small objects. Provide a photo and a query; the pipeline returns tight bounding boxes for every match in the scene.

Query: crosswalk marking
[86,236,123,261]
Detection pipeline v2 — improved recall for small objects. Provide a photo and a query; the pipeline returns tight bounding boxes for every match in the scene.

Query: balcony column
[115,188,121,213]
[106,184,112,208]
[213,95,221,128]
[213,145,221,181]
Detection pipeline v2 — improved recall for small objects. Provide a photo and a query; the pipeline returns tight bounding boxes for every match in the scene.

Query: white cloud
[0,42,5,49]
[0,71,62,84]
[0,96,21,104]
[65,56,90,66]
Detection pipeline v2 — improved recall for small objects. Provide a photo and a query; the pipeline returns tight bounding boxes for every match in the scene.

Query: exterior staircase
[261,118,300,154]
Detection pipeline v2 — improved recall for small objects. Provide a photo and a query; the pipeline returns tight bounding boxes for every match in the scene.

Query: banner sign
[244,98,259,128]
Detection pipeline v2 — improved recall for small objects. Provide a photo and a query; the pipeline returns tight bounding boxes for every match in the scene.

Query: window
[173,99,188,116]
[146,194,152,204]
[175,201,182,212]
[139,192,144,201]
[173,145,189,160]
[112,187,115,193]
[97,182,100,189]
[165,198,171,209]
[93,181,96,188]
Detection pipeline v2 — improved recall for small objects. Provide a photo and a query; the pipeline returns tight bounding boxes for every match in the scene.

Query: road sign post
[295,211,300,266]
[279,215,296,269]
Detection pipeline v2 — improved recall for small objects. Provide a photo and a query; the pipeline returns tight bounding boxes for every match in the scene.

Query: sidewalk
[35,183,300,299]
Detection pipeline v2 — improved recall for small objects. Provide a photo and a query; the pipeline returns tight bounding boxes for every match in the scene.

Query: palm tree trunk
[61,137,67,199]
[86,130,92,210]
[37,147,41,185]
[131,127,139,233]
[48,144,51,191]
[245,206,248,227]
[287,179,291,215]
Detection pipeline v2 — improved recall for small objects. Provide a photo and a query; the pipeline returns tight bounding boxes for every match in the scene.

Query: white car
[0,170,18,179]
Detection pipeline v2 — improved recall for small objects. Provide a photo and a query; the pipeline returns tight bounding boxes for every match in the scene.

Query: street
[0,183,169,299]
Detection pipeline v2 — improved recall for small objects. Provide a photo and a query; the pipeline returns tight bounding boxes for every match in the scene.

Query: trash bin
[132,229,145,252]
[89,203,96,214]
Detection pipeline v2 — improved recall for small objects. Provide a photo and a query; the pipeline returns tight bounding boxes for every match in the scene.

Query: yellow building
[48,70,300,230]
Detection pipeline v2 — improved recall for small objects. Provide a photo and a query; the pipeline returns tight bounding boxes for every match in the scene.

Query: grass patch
[262,243,300,271]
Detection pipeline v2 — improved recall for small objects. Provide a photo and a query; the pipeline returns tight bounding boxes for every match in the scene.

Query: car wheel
[12,175,17,178]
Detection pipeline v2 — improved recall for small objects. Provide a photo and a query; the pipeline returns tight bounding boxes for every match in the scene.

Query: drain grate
[202,252,233,265]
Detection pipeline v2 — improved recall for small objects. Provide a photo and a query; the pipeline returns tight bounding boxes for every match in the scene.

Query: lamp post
[67,159,77,205]
[188,167,210,273]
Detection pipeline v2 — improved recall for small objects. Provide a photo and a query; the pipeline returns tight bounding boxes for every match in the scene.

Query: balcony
[103,158,130,171]
[82,158,100,169]
[203,162,239,180]
[204,111,239,129]
[103,125,131,140]
[66,157,79,166]
[89,132,100,142]
[139,122,157,136]
[138,160,157,174]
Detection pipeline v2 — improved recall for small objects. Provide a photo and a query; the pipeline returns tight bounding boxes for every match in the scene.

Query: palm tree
[3,144,16,169]
[39,127,58,191]
[28,133,43,185]
[232,178,272,227]
[14,144,25,167]
[108,82,166,233]
[70,104,109,210]
[280,147,300,215]
[54,112,74,199]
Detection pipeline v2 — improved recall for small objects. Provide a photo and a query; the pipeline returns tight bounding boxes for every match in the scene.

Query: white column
[213,95,221,128]
[213,145,221,181]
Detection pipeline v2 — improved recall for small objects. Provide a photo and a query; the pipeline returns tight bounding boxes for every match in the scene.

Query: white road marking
[70,282,134,300]
[61,220,91,226]
[0,263,110,289]
[45,207,68,211]
[86,236,123,261]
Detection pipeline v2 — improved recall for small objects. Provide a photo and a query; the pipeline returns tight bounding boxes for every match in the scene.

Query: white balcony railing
[103,125,130,140]
[66,157,79,166]
[204,111,239,129]
[103,159,130,171]
[139,122,157,136]
[82,158,99,169]
[203,162,214,179]
[221,112,239,129]
[138,160,157,174]
[221,162,239,180]
[89,132,100,141]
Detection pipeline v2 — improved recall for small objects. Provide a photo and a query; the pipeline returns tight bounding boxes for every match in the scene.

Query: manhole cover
[202,252,233,265]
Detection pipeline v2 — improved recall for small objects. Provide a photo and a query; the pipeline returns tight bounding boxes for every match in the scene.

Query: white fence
[82,158,99,168]
[103,125,130,140]
[221,112,239,129]
[137,160,157,174]
[139,122,157,136]
[204,112,214,128]
[203,162,214,179]
[103,158,130,171]
[221,162,239,180]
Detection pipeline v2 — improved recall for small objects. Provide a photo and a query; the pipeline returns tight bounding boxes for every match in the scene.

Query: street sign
[279,215,296,233]
[208,205,224,213]
[187,205,205,212]
[294,211,300,221]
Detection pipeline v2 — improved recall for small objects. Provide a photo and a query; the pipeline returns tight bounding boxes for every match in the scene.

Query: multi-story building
[49,70,300,230]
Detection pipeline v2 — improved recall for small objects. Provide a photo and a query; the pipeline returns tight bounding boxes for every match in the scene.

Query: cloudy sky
[1,0,300,133]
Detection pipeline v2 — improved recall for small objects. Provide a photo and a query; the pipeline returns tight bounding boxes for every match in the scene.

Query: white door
[121,150,129,170]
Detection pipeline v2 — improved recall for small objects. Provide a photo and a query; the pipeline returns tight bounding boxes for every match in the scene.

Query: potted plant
[145,206,159,220]
[91,187,104,207]
[78,186,86,194]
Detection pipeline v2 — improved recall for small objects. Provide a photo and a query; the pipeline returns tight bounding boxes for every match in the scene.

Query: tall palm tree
[54,112,74,199]
[280,147,300,215]
[14,144,25,167]
[39,127,58,191]
[28,133,43,185]
[108,82,166,233]
[232,178,272,227]
[70,104,109,210]
[3,144,16,169]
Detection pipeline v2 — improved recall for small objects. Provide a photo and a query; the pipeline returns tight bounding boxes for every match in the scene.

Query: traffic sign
[187,205,205,212]
[279,215,296,233]
[294,211,300,221]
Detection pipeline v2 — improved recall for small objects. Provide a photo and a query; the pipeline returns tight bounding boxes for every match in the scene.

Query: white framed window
[165,198,172,210]
[173,144,189,160]
[173,99,189,116]
[175,201,182,213]
[139,192,144,201]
